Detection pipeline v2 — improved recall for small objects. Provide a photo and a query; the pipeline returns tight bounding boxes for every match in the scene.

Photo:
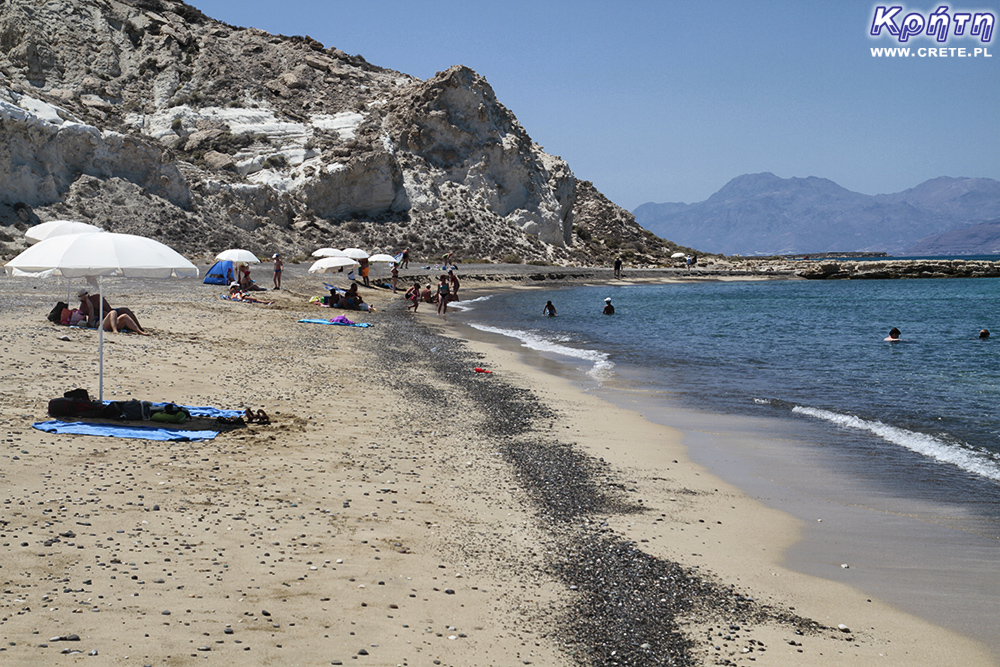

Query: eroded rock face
[0,89,189,208]
[385,66,574,247]
[0,0,656,265]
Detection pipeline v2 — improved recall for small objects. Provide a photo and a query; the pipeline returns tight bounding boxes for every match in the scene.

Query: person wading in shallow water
[436,274,451,315]
[543,300,557,317]
[603,297,615,315]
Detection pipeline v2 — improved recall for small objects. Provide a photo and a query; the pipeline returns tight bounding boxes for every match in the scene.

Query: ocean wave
[447,294,493,312]
[468,323,614,378]
[792,405,1000,482]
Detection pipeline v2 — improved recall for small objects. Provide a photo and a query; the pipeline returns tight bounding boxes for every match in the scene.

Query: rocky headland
[0,0,698,268]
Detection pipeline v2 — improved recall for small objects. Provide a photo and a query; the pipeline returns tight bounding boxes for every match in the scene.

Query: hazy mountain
[634,173,1000,256]
[905,219,1000,256]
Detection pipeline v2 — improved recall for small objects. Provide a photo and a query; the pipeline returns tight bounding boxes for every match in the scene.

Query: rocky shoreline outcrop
[796,259,1000,279]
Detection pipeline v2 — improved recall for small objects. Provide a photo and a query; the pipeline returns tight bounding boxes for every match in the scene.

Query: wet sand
[0,264,994,666]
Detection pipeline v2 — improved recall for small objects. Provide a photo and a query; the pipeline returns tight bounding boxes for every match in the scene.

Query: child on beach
[405,283,421,311]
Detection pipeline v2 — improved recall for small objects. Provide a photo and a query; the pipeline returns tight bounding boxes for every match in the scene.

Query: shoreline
[432,281,1000,664]
[0,266,996,665]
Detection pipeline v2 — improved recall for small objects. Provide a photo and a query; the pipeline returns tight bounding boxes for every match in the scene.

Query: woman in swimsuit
[437,275,450,315]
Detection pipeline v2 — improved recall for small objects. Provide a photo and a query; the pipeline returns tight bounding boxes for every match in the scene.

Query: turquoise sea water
[453,277,1000,522]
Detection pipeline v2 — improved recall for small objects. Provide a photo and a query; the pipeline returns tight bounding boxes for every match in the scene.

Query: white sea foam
[792,405,1000,482]
[468,323,614,379]
[448,295,493,312]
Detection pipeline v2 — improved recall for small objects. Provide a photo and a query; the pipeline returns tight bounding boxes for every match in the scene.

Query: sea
[448,265,1000,652]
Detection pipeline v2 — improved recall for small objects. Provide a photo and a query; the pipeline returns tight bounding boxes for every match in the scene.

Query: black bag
[104,399,152,421]
[48,397,106,419]
[48,301,68,323]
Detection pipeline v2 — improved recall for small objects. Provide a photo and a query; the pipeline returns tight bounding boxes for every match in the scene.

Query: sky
[191,0,999,210]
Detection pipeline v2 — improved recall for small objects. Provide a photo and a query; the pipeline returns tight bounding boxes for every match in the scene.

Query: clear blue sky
[192,0,999,209]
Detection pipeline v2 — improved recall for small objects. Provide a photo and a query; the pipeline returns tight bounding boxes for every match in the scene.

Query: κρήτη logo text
[870,5,995,43]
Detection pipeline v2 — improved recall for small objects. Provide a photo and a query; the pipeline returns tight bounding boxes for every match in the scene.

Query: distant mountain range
[633,173,1000,256]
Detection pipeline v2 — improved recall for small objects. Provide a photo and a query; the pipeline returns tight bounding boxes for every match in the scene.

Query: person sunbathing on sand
[102,309,148,335]
[79,289,145,331]
[229,283,273,304]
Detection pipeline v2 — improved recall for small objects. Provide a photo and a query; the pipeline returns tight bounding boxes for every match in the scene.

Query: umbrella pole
[98,276,104,402]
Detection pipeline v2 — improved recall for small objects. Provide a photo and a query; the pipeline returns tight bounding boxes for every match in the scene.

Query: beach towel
[298,318,373,328]
[32,420,219,441]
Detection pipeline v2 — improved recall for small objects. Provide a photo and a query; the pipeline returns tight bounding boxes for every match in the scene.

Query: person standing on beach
[401,248,410,269]
[391,263,399,293]
[543,300,557,317]
[359,256,370,287]
[603,297,615,315]
[437,274,451,314]
[448,270,460,300]
[613,256,623,279]
[272,253,283,290]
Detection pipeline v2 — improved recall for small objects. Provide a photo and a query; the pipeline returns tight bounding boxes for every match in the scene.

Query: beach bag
[104,399,152,421]
[151,404,190,423]
[47,397,106,419]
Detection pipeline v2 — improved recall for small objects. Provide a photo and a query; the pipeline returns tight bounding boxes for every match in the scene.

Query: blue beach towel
[298,318,373,328]
[33,420,219,441]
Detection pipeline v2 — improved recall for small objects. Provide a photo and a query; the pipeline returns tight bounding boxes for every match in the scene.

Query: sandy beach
[0,263,995,666]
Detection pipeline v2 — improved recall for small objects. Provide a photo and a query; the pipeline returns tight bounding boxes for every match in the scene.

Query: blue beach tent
[203,260,235,285]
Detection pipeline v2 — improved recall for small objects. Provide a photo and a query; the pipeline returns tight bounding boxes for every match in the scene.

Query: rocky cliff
[0,0,671,266]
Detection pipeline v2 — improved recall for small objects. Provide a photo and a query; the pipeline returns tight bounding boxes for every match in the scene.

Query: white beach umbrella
[215,249,260,264]
[5,232,199,400]
[671,252,686,258]
[312,247,348,258]
[25,219,104,244]
[308,256,360,273]
[367,253,398,263]
[341,247,369,260]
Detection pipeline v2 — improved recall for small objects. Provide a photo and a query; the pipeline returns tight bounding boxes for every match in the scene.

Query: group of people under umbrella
[5,220,199,400]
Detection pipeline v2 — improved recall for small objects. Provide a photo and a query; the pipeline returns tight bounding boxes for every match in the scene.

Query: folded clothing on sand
[298,318,373,328]
[33,420,219,441]
[145,403,243,419]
